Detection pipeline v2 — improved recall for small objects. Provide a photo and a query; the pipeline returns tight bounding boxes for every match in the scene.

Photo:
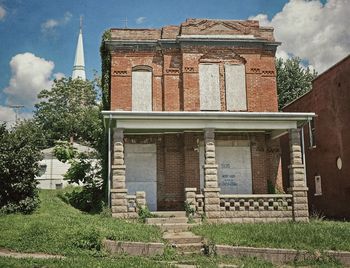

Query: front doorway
[125,144,157,211]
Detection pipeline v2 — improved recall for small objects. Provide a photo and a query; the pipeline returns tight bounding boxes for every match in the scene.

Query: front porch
[103,111,315,222]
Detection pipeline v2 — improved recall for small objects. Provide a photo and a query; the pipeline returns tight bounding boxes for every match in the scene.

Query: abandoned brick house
[102,19,315,222]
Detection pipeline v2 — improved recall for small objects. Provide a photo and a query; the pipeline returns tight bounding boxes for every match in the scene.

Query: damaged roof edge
[104,38,281,48]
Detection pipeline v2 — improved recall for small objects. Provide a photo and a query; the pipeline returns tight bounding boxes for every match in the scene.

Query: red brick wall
[282,55,350,219]
[110,48,278,112]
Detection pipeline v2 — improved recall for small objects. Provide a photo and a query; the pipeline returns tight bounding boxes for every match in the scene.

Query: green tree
[0,120,44,214]
[276,57,317,110]
[34,77,102,149]
[53,141,103,213]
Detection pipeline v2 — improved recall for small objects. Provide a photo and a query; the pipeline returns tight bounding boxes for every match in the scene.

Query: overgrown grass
[0,190,348,267]
[0,190,162,256]
[0,254,341,268]
[0,255,172,268]
[0,255,276,268]
[192,220,350,252]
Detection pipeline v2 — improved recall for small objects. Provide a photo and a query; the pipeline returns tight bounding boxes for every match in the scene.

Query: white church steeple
[72,16,86,80]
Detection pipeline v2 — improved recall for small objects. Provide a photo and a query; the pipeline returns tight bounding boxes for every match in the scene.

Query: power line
[7,105,24,123]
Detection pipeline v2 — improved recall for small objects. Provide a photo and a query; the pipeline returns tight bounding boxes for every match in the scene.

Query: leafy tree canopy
[0,120,43,214]
[34,77,102,149]
[276,57,317,110]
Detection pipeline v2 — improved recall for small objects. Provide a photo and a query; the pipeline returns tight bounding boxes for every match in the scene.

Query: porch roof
[102,111,315,137]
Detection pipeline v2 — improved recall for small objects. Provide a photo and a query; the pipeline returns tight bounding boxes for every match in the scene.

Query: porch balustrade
[219,194,292,212]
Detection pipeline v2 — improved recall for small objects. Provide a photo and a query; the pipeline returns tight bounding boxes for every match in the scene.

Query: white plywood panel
[199,64,221,110]
[216,146,252,194]
[199,144,252,194]
[225,64,247,111]
[132,71,152,111]
[125,144,157,211]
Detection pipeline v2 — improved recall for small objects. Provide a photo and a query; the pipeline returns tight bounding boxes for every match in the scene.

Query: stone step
[152,211,186,218]
[175,243,204,253]
[155,223,193,232]
[146,217,188,224]
[163,231,202,244]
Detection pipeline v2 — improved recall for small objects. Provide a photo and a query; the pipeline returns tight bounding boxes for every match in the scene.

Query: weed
[137,205,156,223]
[72,228,102,251]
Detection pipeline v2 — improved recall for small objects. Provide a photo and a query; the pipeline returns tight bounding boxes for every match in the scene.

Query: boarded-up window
[132,69,152,111]
[225,64,247,110]
[199,64,221,110]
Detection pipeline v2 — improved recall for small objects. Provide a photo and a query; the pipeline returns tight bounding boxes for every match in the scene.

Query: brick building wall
[109,19,279,113]
[110,50,278,113]
[282,55,350,219]
[108,19,283,210]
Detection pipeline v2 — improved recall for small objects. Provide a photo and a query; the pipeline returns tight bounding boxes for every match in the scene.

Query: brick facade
[104,19,309,220]
[109,19,278,113]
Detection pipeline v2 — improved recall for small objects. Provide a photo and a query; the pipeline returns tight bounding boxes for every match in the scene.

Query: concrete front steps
[163,232,203,254]
[146,211,204,254]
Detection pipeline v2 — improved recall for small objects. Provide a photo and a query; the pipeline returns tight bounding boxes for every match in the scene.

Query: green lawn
[0,255,278,268]
[192,220,350,252]
[0,190,162,256]
[0,190,347,267]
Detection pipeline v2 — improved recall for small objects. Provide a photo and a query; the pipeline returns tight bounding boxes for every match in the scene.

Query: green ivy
[100,29,112,203]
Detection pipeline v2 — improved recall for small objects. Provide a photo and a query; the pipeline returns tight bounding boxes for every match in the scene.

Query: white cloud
[0,105,33,127]
[136,16,146,24]
[41,11,72,34]
[62,11,72,24]
[0,106,16,124]
[41,19,59,31]
[0,5,6,21]
[3,52,58,106]
[53,72,65,80]
[249,0,350,73]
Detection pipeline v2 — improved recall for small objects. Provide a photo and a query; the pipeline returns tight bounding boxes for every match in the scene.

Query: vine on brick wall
[100,30,111,110]
[100,29,111,201]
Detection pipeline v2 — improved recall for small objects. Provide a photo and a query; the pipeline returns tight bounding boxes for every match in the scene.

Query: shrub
[0,121,43,214]
[65,186,103,213]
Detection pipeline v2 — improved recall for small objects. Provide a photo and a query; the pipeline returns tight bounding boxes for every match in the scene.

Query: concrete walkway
[0,247,65,259]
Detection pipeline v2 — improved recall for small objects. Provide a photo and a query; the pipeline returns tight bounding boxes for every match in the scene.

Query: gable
[180,19,260,36]
[202,22,240,33]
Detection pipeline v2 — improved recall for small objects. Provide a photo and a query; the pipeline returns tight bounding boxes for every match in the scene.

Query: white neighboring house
[36,142,95,190]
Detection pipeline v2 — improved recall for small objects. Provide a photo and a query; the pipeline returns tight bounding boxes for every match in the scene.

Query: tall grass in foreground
[0,190,162,256]
[192,220,350,251]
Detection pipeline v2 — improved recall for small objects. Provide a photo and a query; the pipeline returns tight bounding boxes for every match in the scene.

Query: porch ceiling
[102,111,315,133]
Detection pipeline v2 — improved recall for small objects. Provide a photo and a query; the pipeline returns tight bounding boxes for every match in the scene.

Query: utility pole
[122,17,128,29]
[8,105,24,123]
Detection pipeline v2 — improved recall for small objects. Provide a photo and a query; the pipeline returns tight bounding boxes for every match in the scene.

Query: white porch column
[288,129,309,222]
[111,128,128,218]
[203,128,220,219]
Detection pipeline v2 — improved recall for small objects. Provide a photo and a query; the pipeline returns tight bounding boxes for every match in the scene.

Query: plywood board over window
[132,69,152,111]
[199,141,253,194]
[199,64,221,110]
[225,64,247,111]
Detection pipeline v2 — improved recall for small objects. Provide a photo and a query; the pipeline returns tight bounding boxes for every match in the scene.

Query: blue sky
[0,0,348,123]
